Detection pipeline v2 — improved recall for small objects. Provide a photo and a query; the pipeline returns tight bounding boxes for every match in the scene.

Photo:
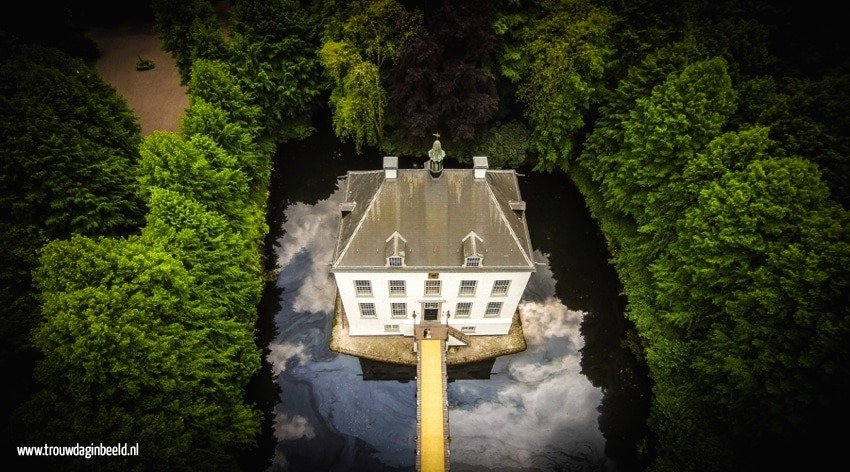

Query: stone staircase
[445,325,472,346]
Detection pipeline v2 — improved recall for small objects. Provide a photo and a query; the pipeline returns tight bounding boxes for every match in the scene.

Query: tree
[318,0,421,152]
[138,132,249,223]
[580,20,773,186]
[151,0,222,83]
[547,2,850,471]
[0,44,143,237]
[186,59,260,129]
[142,188,262,322]
[185,59,273,195]
[476,120,531,169]
[594,0,683,79]
[639,126,773,251]
[503,0,617,171]
[320,41,387,153]
[0,43,142,382]
[596,57,736,221]
[229,0,326,142]
[580,38,706,183]
[22,235,261,470]
[388,0,501,153]
[736,75,850,207]
[651,157,850,464]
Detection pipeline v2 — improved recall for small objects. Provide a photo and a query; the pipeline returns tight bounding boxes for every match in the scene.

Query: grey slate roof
[332,169,534,270]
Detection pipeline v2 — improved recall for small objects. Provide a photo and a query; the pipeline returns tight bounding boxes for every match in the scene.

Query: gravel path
[87,22,188,136]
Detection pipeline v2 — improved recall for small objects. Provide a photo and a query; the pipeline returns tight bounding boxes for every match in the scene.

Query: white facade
[334,270,531,337]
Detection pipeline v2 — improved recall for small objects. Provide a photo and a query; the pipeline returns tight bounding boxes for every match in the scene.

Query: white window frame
[491,280,511,296]
[455,302,472,318]
[388,280,406,296]
[465,257,481,267]
[384,324,400,333]
[485,301,503,317]
[387,256,403,267]
[391,302,407,318]
[424,280,441,296]
[354,280,372,297]
[359,302,376,318]
[458,280,477,296]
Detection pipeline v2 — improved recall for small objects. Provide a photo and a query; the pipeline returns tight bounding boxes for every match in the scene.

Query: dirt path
[87,22,188,136]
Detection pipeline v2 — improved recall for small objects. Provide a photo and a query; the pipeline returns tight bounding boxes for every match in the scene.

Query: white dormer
[340,201,356,214]
[385,231,407,266]
[462,231,483,267]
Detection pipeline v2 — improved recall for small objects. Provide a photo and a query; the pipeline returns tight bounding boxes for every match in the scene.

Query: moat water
[246,126,652,472]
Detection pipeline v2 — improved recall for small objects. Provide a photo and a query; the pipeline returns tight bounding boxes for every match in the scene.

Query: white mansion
[331,148,535,345]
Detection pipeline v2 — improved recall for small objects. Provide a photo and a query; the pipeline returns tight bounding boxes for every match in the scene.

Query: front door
[423,302,439,321]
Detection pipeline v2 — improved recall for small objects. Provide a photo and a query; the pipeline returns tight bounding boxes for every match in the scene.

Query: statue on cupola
[427,133,445,177]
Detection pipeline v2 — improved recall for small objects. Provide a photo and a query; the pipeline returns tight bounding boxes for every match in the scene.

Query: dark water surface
[247,127,651,471]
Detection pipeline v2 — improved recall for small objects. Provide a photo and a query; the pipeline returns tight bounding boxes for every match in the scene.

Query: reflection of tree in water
[520,170,654,471]
[248,127,654,471]
[580,293,654,471]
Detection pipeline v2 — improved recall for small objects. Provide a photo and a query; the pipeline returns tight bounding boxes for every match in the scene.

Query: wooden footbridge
[416,326,450,471]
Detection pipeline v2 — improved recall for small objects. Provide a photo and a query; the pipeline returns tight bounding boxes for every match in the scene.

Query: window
[424,280,441,296]
[491,280,511,296]
[354,280,372,296]
[461,326,476,334]
[465,257,481,267]
[455,302,472,318]
[359,302,376,318]
[388,280,406,296]
[391,302,407,318]
[458,280,477,296]
[485,301,503,317]
[384,324,400,333]
[388,256,403,267]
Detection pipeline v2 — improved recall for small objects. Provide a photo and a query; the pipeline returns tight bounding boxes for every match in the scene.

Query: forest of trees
[2,1,277,469]
[2,0,848,471]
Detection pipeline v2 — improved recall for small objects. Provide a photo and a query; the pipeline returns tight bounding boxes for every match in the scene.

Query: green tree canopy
[0,44,142,237]
[0,43,142,373]
[318,0,420,153]
[185,59,273,194]
[142,188,262,323]
[151,0,222,83]
[388,0,501,153]
[320,41,386,153]
[651,156,850,453]
[24,235,260,470]
[138,132,249,223]
[502,0,617,171]
[476,120,531,169]
[580,38,706,182]
[229,0,325,142]
[736,75,850,207]
[597,57,736,221]
[323,0,421,69]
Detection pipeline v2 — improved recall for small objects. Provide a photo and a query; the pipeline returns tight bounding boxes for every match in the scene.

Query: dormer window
[385,231,407,267]
[462,231,483,268]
